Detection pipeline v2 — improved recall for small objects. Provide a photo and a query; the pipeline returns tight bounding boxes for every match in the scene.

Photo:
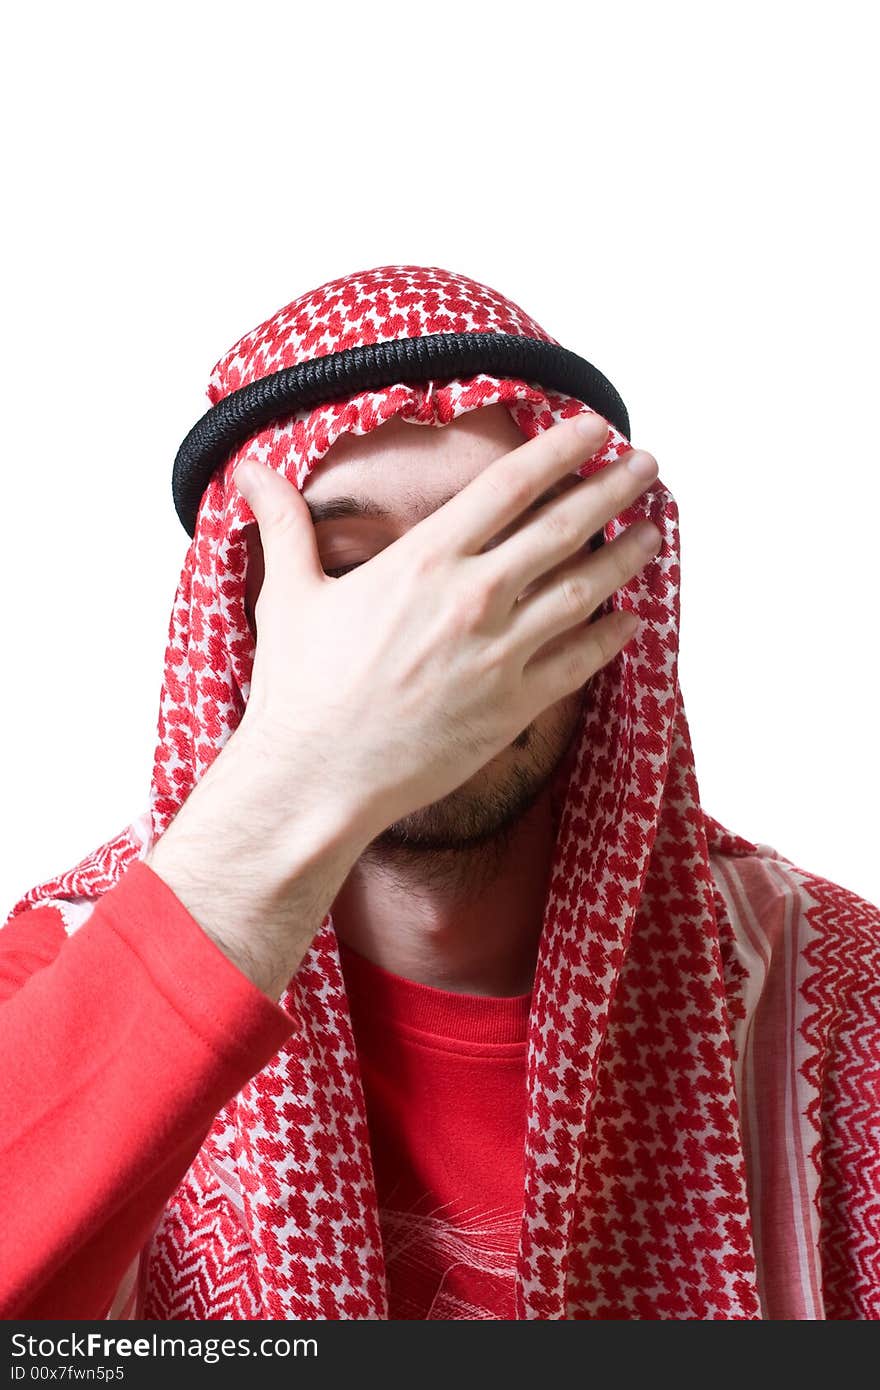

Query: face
[243,403,589,851]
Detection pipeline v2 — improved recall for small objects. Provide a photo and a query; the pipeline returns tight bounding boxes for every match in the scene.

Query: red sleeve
[0,858,295,1319]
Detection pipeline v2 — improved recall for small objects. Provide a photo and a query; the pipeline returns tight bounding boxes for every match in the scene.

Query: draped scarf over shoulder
[6,265,879,1320]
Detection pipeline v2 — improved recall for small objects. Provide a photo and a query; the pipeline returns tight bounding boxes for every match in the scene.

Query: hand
[232,413,660,840]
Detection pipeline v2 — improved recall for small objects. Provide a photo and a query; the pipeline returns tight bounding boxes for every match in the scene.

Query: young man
[2,264,877,1321]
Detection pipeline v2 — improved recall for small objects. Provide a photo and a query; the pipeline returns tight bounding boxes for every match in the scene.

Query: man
[1,264,878,1321]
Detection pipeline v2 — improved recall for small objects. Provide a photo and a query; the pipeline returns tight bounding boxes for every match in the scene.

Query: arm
[0,714,376,1320]
[0,858,294,1319]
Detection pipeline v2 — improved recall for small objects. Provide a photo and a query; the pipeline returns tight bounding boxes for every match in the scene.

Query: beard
[360,689,586,872]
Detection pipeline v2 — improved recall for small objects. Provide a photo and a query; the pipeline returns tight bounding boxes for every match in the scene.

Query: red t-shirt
[338,937,530,1320]
[0,858,530,1320]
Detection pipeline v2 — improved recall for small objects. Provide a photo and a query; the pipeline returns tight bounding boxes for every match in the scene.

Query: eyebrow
[305,483,566,526]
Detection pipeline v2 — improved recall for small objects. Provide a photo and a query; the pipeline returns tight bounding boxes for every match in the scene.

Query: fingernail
[576,412,608,438]
[636,520,663,551]
[236,460,259,489]
[627,450,658,479]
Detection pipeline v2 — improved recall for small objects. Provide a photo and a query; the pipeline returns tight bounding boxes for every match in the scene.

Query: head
[243,402,591,855]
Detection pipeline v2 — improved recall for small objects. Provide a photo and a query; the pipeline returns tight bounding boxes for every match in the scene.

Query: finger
[505,519,662,659]
[520,606,639,709]
[420,412,611,557]
[476,447,659,607]
[235,459,323,587]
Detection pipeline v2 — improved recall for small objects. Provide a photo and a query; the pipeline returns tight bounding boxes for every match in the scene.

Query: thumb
[234,458,323,586]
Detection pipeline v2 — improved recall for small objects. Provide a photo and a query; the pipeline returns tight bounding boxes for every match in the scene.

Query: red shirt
[338,938,530,1319]
[0,859,529,1320]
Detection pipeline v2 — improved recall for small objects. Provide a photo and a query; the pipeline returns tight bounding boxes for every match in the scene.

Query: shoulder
[708,835,880,1002]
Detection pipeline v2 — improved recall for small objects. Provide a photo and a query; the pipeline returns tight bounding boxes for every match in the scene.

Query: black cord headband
[171,330,631,539]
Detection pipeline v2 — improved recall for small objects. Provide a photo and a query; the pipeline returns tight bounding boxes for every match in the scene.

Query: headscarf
[5,264,879,1320]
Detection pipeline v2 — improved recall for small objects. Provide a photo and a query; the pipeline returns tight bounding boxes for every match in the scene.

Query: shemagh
[6,264,879,1320]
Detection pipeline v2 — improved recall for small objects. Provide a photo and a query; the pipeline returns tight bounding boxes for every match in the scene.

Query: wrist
[223,716,383,863]
[141,723,377,1000]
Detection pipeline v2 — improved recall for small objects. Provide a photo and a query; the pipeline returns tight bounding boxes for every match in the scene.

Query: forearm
[143,723,376,1001]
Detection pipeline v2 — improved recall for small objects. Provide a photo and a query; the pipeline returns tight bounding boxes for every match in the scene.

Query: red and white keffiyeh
[5,264,879,1320]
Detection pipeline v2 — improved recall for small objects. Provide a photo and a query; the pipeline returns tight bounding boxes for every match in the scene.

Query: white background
[1,1,877,912]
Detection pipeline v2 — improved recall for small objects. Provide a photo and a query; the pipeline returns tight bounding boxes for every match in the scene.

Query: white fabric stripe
[758,855,826,1318]
[709,847,825,1320]
[709,853,770,1312]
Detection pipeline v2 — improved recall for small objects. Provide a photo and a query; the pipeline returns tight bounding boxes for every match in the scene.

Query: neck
[330,781,563,997]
